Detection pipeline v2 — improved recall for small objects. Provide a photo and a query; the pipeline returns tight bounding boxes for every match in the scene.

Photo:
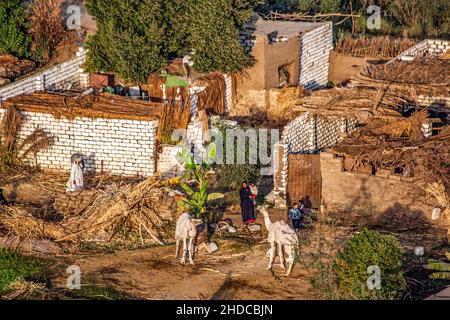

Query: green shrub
[334,228,406,300]
[0,0,32,58]
[213,123,261,194]
[0,248,43,292]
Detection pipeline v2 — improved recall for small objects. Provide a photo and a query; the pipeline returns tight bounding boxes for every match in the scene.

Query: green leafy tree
[0,0,31,58]
[85,0,167,83]
[85,0,257,83]
[334,228,406,300]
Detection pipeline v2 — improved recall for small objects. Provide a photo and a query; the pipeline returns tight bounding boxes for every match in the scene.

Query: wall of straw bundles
[0,108,158,177]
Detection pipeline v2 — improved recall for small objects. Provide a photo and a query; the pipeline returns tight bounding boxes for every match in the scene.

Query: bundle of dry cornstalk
[350,56,450,97]
[194,72,227,114]
[0,177,170,245]
[3,92,164,121]
[335,36,418,59]
[289,86,406,121]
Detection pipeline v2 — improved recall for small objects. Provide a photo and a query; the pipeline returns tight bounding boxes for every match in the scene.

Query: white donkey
[258,205,299,276]
[175,212,198,265]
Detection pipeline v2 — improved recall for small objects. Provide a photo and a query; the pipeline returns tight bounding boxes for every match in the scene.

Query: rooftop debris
[0,55,36,86]
[288,86,407,121]
[350,56,450,97]
[330,112,450,191]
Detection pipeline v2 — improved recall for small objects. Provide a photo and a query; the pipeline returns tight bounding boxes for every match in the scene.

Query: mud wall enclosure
[236,22,333,112]
[320,152,433,217]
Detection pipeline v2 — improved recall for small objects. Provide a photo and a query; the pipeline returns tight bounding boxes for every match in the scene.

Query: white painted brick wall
[0,47,90,102]
[277,112,359,191]
[395,39,450,61]
[299,23,333,90]
[158,145,185,179]
[0,108,158,177]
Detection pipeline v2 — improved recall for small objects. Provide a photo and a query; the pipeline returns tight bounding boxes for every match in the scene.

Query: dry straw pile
[0,177,171,245]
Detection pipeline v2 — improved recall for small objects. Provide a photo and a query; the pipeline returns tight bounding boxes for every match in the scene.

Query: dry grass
[273,86,307,121]
[29,0,66,62]
[1,279,46,300]
[0,177,171,246]
[0,105,54,167]
[289,87,406,121]
[58,176,167,245]
[3,92,163,121]
[0,206,66,239]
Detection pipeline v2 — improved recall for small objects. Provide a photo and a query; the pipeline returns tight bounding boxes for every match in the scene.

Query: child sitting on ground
[289,202,301,232]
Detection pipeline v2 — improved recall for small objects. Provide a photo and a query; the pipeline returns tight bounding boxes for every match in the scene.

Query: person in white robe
[66,158,84,192]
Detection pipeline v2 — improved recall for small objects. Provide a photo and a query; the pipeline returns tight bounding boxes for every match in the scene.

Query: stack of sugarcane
[424,252,450,280]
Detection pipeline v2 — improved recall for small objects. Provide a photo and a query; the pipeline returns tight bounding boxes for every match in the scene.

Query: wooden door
[286,154,321,208]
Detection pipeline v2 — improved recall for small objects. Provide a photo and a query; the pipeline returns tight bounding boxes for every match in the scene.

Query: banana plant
[177,142,224,220]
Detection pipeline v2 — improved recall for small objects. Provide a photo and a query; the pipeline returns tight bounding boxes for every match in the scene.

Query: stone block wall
[299,22,333,90]
[0,47,89,102]
[0,109,158,177]
[395,39,450,113]
[189,74,232,115]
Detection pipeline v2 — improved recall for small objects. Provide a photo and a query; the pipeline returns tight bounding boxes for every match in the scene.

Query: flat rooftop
[246,15,329,38]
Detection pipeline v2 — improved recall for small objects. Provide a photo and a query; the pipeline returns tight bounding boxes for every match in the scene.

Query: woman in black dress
[240,181,255,224]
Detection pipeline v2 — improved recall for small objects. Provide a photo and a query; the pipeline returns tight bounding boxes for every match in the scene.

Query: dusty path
[51,241,316,300]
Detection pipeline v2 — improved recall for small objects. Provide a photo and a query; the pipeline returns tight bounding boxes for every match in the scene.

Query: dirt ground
[1,171,448,300]
[44,206,316,300]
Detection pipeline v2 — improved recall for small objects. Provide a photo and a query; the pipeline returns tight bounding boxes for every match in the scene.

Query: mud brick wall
[299,22,333,90]
[0,47,89,102]
[320,152,433,216]
[54,189,97,215]
[0,109,158,177]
